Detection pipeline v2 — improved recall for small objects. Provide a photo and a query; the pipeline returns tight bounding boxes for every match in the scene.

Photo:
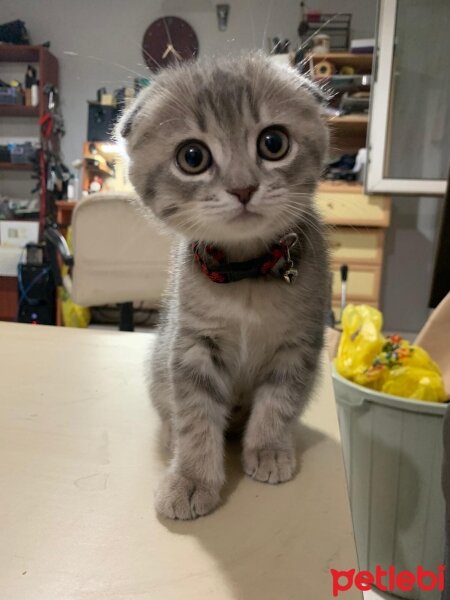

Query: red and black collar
[192,233,299,284]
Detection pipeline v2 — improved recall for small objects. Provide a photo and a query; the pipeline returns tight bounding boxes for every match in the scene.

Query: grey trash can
[333,368,446,600]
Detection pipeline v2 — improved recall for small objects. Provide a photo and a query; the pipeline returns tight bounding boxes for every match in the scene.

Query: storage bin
[0,145,11,162]
[333,368,446,599]
[0,87,23,105]
[9,142,38,163]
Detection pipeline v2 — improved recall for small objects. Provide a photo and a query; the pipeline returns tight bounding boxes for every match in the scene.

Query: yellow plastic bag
[60,227,90,328]
[335,304,447,403]
[60,286,90,328]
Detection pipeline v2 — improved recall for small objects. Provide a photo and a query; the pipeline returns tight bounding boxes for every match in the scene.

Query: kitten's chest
[198,278,297,372]
[205,276,293,330]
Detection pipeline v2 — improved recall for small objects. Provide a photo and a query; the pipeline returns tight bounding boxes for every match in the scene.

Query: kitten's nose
[228,185,258,205]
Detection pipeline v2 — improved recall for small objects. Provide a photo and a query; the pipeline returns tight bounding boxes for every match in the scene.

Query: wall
[0,0,377,167]
[3,0,439,333]
[381,196,443,332]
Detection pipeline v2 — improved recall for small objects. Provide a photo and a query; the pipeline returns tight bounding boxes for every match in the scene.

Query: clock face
[142,16,199,73]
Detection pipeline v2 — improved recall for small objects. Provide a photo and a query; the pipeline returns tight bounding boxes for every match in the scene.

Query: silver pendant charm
[280,232,299,284]
[282,261,298,284]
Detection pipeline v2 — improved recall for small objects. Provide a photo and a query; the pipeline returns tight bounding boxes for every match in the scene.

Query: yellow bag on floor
[335,304,447,403]
[60,287,90,328]
[60,227,90,328]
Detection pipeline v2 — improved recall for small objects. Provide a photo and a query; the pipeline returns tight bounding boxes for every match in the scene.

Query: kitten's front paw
[155,472,221,520]
[243,447,296,484]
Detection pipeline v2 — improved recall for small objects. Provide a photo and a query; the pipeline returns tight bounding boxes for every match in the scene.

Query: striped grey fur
[118,53,330,520]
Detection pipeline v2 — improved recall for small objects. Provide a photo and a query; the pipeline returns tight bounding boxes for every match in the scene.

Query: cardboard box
[0,245,23,276]
[0,221,39,248]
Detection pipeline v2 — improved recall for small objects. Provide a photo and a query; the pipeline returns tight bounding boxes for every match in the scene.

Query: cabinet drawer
[329,228,383,264]
[331,264,381,302]
[0,276,18,321]
[317,193,391,227]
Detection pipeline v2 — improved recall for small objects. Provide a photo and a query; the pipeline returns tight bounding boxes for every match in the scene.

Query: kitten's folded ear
[115,99,142,142]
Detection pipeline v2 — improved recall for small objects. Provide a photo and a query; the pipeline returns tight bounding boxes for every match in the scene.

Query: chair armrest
[44,227,74,267]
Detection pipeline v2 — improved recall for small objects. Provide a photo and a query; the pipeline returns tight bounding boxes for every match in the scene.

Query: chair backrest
[71,193,173,307]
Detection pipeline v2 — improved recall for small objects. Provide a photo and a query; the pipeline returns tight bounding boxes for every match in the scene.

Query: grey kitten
[118,53,330,520]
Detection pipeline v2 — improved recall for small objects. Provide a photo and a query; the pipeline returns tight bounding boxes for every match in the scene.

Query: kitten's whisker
[279,204,324,233]
[299,13,343,53]
[246,0,257,48]
[86,54,145,78]
[64,50,147,79]
[261,0,274,52]
[158,117,186,128]
[131,38,163,71]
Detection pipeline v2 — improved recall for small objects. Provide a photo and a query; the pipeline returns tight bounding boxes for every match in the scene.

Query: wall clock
[142,16,199,73]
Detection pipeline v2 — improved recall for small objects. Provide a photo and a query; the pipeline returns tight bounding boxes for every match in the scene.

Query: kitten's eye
[176,140,212,175]
[257,127,290,161]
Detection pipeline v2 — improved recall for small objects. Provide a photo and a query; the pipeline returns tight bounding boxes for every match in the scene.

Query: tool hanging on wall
[215,4,230,31]
[298,2,309,44]
[38,82,69,224]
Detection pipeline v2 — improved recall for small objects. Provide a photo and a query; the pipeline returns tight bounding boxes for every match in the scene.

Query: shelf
[0,217,39,224]
[0,45,59,238]
[84,158,115,178]
[327,114,368,127]
[0,105,39,117]
[318,181,364,194]
[0,44,42,63]
[308,53,373,71]
[0,162,35,171]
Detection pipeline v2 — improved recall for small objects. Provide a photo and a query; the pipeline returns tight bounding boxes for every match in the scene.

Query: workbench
[0,323,360,599]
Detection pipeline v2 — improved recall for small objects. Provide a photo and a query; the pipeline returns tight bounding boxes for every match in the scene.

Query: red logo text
[330,565,445,597]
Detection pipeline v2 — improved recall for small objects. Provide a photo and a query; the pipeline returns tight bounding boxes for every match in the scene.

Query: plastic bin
[333,368,446,600]
[9,142,38,164]
[0,87,23,105]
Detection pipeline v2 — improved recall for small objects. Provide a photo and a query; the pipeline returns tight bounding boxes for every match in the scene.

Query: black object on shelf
[87,102,119,142]
[17,254,56,325]
[0,86,23,105]
[0,20,29,45]
[305,13,352,52]
[325,154,358,181]
[0,145,11,162]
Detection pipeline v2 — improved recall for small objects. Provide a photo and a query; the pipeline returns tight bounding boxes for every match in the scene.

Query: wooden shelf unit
[0,44,58,117]
[315,181,391,317]
[308,53,373,72]
[307,51,373,156]
[328,114,368,126]
[0,105,39,117]
[0,162,34,171]
[311,51,386,316]
[0,44,60,322]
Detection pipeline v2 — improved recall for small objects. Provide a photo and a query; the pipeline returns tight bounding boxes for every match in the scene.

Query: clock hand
[162,44,183,61]
[163,18,174,47]
[162,44,172,59]
[170,46,183,61]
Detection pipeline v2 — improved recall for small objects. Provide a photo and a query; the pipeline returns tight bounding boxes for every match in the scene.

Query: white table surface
[0,323,360,599]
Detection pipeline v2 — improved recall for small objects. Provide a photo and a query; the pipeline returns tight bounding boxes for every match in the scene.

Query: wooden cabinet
[0,45,60,322]
[0,44,59,233]
[317,182,391,317]
[317,185,391,227]
[0,277,18,321]
[328,229,383,264]
[307,52,391,316]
